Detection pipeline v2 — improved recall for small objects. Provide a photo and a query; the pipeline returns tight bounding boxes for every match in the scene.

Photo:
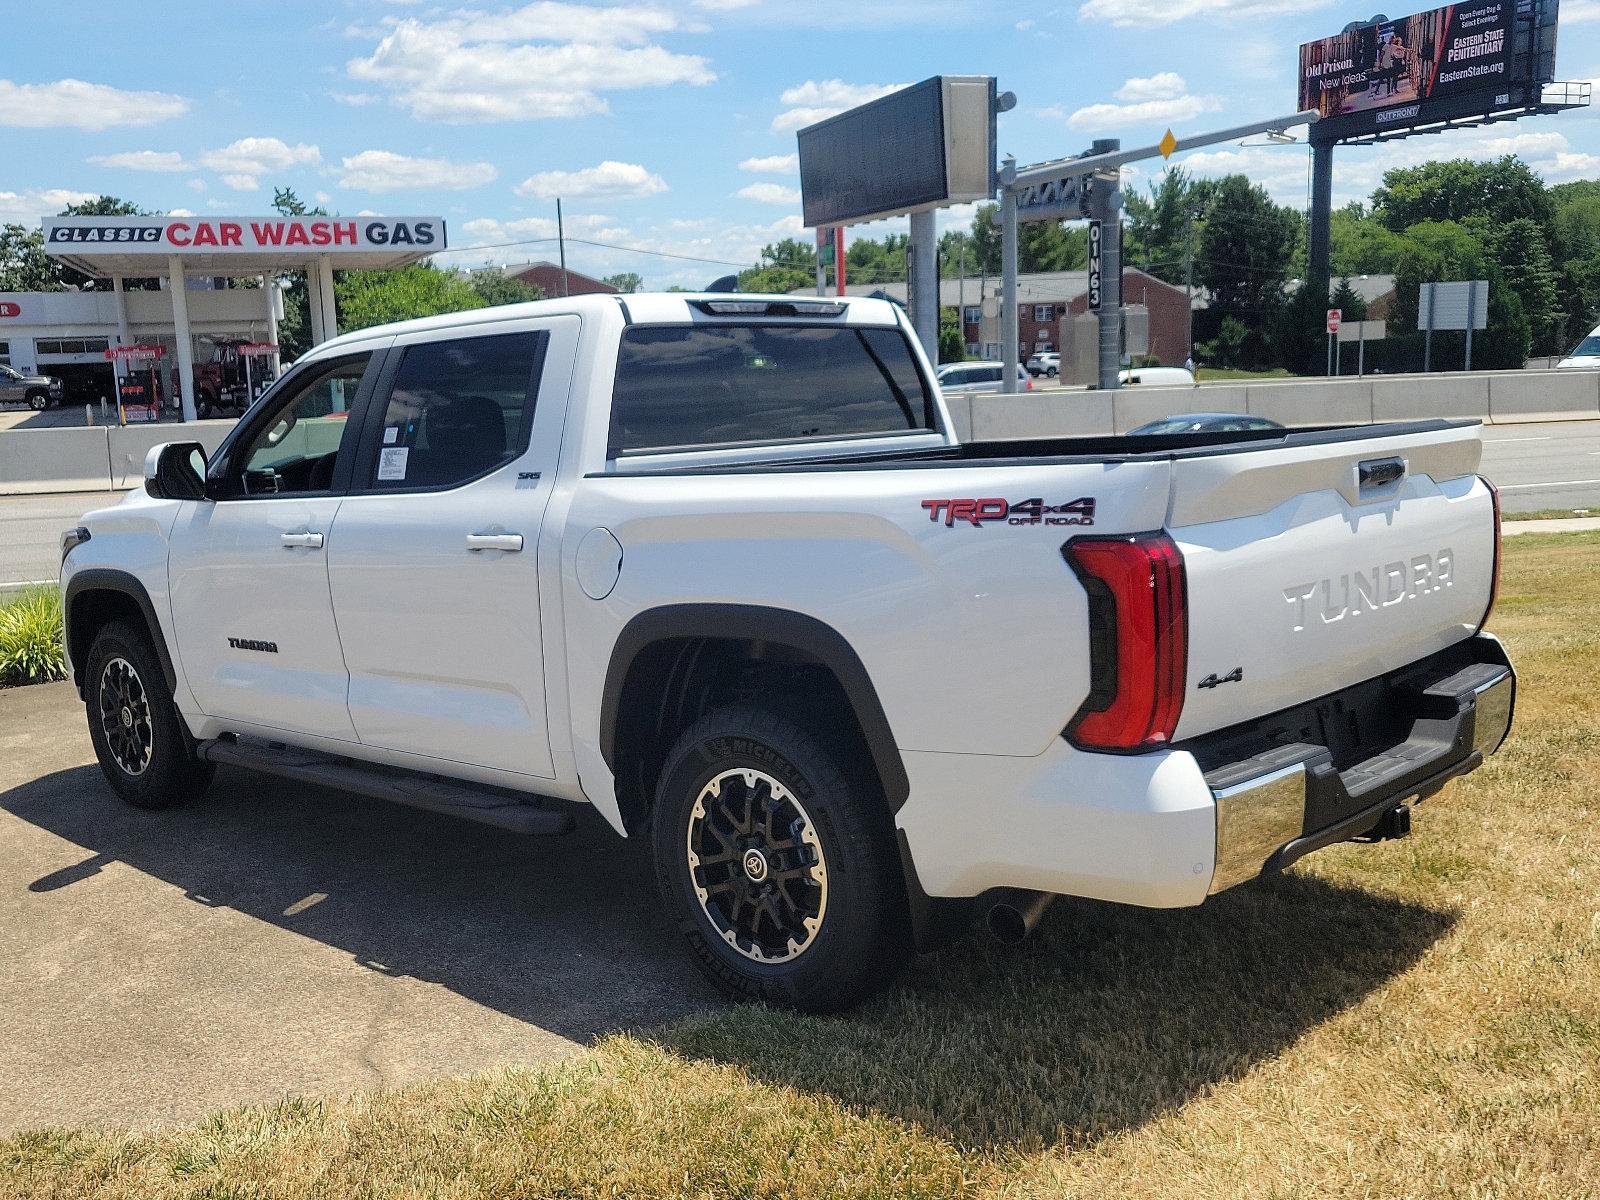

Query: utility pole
[1183,215,1195,365]
[556,198,570,298]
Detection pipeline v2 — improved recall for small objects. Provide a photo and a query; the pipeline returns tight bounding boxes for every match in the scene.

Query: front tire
[26,390,49,412]
[84,619,213,809]
[651,704,910,1012]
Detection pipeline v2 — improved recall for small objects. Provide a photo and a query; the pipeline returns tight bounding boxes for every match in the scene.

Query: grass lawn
[1195,367,1294,383]
[6,534,1600,1199]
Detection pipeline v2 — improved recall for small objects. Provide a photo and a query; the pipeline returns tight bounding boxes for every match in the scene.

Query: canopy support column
[111,274,130,384]
[167,257,197,423]
[316,255,337,342]
[306,265,326,345]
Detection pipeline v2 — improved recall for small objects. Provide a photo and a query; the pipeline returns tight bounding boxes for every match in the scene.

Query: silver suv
[0,364,64,410]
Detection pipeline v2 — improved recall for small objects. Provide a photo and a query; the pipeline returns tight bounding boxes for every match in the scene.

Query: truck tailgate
[1169,423,1496,741]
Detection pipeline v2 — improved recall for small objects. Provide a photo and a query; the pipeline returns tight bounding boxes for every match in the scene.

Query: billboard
[1298,1,1551,138]
[798,76,995,227]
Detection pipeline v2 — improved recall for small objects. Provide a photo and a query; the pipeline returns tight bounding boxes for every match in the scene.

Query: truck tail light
[1063,533,1188,752]
[1479,474,1501,631]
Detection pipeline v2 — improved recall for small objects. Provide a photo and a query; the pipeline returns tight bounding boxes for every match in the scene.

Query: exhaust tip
[983,889,1056,946]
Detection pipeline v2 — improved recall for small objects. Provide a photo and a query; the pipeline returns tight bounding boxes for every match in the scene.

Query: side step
[197,737,575,835]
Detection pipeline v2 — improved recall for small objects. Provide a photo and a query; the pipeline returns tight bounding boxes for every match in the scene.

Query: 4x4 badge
[920,496,1096,528]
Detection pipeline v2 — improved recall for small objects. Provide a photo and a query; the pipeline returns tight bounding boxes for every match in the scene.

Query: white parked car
[937,360,1033,394]
[61,292,1514,1012]
[1557,327,1600,369]
[1027,352,1059,377]
[1118,365,1196,387]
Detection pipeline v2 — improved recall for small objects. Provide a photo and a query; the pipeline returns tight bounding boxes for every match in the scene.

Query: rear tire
[650,704,911,1012]
[84,619,213,809]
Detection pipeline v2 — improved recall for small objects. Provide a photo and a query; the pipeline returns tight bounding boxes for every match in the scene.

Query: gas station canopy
[42,214,447,277]
[40,214,446,421]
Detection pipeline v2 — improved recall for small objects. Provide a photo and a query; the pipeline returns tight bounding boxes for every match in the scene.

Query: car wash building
[36,214,445,421]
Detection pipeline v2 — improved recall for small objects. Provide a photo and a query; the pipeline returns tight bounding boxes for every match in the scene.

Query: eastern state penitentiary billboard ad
[1298,2,1518,135]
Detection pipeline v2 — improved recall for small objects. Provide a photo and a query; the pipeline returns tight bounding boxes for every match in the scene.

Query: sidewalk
[1503,516,1600,536]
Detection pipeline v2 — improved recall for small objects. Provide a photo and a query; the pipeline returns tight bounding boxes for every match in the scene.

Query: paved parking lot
[0,681,717,1133]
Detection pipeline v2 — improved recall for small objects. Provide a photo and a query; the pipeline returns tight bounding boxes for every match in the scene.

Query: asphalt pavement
[0,681,718,1133]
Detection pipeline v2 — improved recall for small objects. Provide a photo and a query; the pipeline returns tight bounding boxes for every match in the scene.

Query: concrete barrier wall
[107,422,234,490]
[970,391,1114,439]
[0,428,113,494]
[1111,385,1247,433]
[1488,369,1600,423]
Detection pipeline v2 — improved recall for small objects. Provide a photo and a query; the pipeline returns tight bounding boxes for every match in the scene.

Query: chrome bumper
[1206,638,1515,895]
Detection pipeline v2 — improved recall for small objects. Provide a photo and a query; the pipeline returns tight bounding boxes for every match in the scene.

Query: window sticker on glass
[383,426,399,444]
[378,446,409,481]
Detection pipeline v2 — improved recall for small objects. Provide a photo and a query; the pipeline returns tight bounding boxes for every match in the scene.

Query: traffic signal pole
[1004,109,1318,391]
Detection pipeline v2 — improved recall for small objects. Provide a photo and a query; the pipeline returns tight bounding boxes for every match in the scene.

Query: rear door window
[610,323,934,454]
[360,331,548,491]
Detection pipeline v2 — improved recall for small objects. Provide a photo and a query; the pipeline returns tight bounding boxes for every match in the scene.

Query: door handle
[281,531,324,549]
[466,532,524,553]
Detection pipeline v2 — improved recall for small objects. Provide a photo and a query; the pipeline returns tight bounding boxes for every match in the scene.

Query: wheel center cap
[120,707,133,729]
[741,849,769,883]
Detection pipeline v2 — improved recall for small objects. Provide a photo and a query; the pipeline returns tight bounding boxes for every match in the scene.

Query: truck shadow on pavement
[652,871,1457,1151]
[3,763,723,1047]
[4,763,1454,1149]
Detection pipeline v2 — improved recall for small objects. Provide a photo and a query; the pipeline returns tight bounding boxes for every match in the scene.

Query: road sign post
[1327,308,1341,376]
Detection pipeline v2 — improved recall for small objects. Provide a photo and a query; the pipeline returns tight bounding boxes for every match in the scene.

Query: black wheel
[651,704,910,1012]
[197,398,213,420]
[84,619,213,809]
[26,390,49,412]
[1047,367,1058,377]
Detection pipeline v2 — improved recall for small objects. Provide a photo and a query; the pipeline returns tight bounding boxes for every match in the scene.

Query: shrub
[0,586,66,687]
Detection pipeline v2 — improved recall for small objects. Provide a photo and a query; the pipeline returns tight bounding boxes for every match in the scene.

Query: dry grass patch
[5,534,1599,1199]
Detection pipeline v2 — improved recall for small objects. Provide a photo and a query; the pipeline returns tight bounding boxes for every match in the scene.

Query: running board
[197,738,575,836]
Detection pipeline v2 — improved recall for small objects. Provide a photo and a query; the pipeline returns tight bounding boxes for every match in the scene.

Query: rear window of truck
[609,323,935,454]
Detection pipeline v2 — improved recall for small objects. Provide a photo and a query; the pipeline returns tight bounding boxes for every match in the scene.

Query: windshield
[1568,335,1600,358]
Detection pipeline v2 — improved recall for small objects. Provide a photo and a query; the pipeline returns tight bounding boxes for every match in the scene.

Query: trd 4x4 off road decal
[920,496,1096,528]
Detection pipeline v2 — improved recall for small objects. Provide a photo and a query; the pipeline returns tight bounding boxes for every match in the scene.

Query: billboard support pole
[1465,279,1477,371]
[1001,156,1020,393]
[1308,140,1334,294]
[909,208,939,360]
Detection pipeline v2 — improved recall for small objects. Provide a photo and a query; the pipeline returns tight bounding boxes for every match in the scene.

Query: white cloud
[87,150,191,173]
[455,211,631,246]
[1563,0,1600,18]
[694,0,761,7]
[338,149,498,191]
[331,92,377,106]
[0,187,99,224]
[1079,0,1329,24]
[347,3,714,122]
[166,208,196,217]
[198,138,321,192]
[771,78,906,132]
[515,160,668,200]
[739,153,798,174]
[0,79,188,130]
[1062,74,1222,131]
[736,181,802,204]
[1115,72,1188,103]
[186,178,206,191]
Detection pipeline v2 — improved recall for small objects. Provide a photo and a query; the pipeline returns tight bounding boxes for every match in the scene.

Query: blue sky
[5,0,1599,288]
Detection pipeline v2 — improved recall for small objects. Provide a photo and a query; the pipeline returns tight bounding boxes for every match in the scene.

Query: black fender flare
[63,569,178,698]
[599,604,910,812]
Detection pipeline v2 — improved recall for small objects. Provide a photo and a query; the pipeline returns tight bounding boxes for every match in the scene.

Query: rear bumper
[895,633,1514,907]
[1196,632,1515,893]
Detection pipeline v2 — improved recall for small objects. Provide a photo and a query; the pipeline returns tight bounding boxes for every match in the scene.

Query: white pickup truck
[60,293,1514,1012]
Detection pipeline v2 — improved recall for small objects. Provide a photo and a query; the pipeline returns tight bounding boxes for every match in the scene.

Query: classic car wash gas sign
[42,215,446,253]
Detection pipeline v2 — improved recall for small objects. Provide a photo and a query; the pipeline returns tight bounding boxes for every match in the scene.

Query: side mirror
[144,441,210,501]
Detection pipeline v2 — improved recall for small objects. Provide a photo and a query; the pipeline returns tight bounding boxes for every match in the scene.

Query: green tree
[1373,157,1552,235]
[738,237,816,293]
[1493,217,1561,355]
[1330,205,1409,276]
[1272,281,1334,375]
[938,306,965,364]
[968,203,1086,274]
[0,225,55,291]
[1329,276,1368,324]
[1194,175,1299,367]
[335,264,489,332]
[465,269,543,306]
[603,272,642,293]
[1125,168,1213,285]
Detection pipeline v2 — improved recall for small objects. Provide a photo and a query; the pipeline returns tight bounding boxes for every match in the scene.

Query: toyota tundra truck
[59,293,1514,1012]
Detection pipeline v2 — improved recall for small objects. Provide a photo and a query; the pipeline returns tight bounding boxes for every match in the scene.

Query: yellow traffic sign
[1159,129,1178,160]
